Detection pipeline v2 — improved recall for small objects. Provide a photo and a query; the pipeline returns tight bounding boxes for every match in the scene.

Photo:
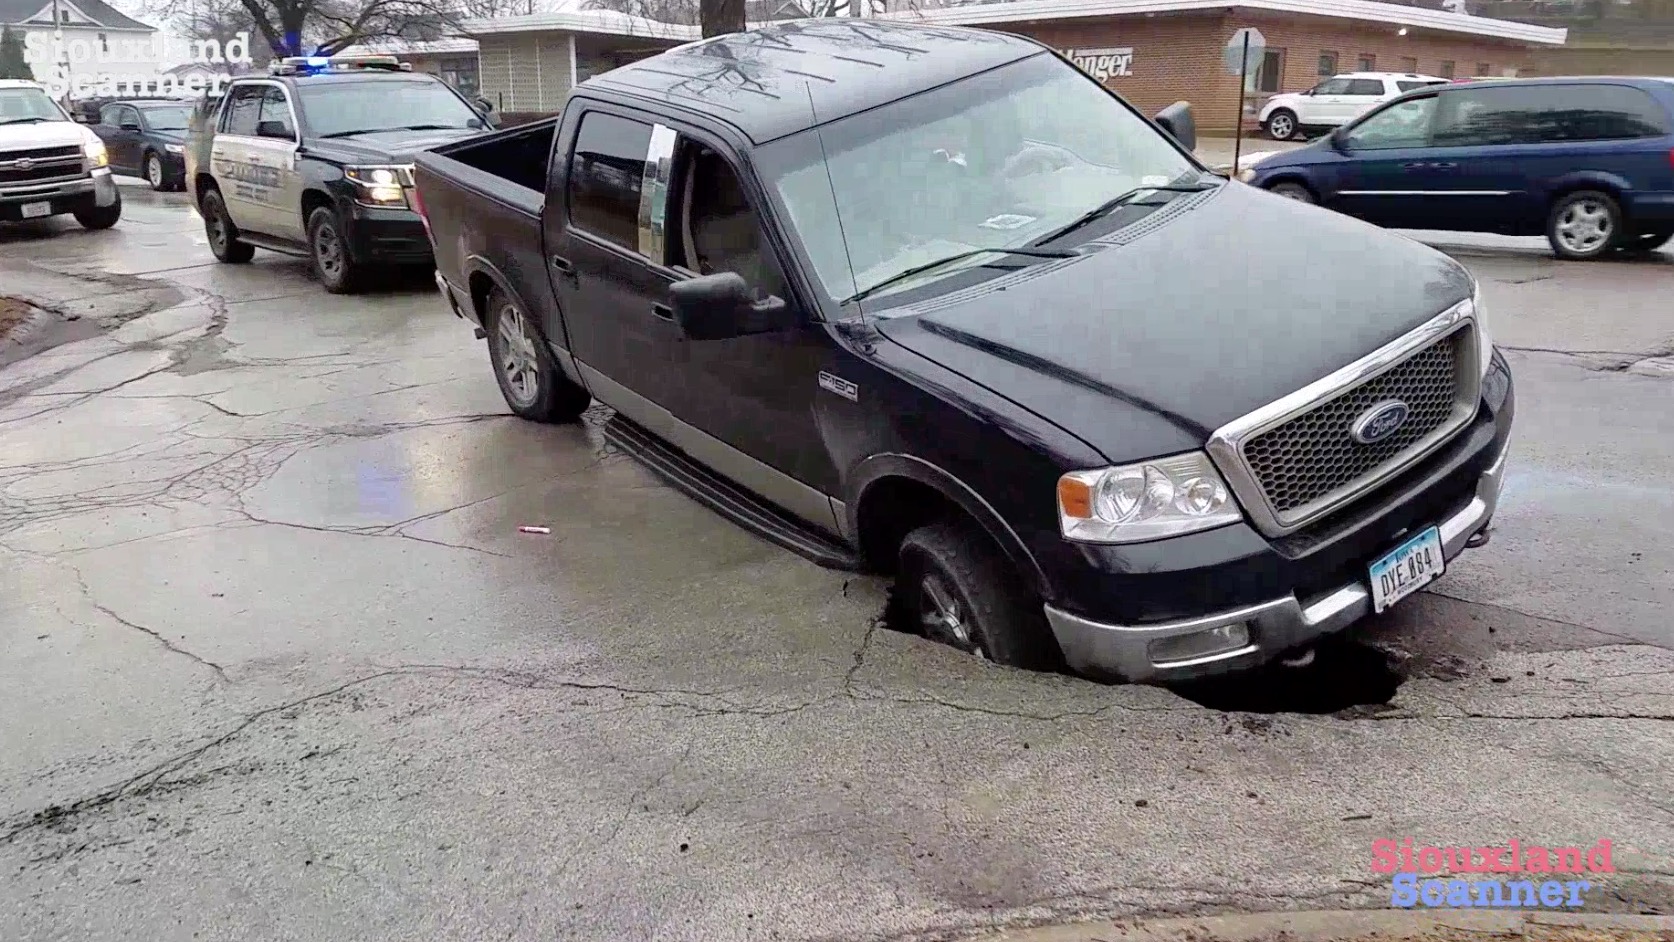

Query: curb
[975,910,1674,942]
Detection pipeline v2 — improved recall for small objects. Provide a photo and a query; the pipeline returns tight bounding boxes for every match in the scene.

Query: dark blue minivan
[1240,77,1674,260]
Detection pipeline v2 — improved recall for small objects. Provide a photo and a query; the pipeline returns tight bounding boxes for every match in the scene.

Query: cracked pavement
[2,187,1673,942]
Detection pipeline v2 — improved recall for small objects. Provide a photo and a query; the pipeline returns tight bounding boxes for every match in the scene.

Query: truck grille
[1243,330,1464,516]
[1206,302,1484,538]
[0,146,85,186]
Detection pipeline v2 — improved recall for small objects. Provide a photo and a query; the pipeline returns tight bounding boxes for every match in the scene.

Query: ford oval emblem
[1352,400,1411,445]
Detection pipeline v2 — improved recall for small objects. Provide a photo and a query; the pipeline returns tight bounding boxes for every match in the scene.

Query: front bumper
[0,168,117,220]
[1044,359,1514,684]
[344,202,433,265]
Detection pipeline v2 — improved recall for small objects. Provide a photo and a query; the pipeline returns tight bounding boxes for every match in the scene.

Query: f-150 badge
[818,372,857,402]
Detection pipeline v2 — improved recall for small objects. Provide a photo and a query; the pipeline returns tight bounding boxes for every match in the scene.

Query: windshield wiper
[1032,181,1220,248]
[840,247,1075,307]
[317,124,466,139]
[0,117,52,125]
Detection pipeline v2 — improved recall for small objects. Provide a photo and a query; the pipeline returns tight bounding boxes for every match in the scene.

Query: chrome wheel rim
[496,303,540,407]
[1270,114,1293,138]
[147,156,162,188]
[1557,200,1611,253]
[919,573,983,657]
[314,222,343,278]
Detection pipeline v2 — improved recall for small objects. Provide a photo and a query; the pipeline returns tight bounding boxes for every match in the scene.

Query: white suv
[1258,72,1449,140]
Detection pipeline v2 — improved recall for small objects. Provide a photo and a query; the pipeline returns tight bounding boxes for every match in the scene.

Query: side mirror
[1153,101,1196,153]
[120,121,142,131]
[256,120,292,140]
[669,272,791,341]
[1328,128,1350,152]
[475,96,495,113]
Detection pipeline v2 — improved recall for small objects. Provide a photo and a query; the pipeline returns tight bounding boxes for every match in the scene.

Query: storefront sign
[1065,47,1134,80]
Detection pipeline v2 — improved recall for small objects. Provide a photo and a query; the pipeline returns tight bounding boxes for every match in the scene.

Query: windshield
[0,87,68,124]
[756,53,1201,308]
[141,106,192,131]
[296,79,483,137]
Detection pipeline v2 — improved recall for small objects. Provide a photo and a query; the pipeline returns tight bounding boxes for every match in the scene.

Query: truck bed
[413,118,561,339]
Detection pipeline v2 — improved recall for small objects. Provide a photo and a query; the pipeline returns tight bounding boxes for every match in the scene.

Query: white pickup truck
[0,80,122,230]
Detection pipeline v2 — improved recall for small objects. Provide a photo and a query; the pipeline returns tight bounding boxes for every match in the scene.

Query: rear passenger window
[1347,79,1384,96]
[568,111,652,252]
[1434,84,1673,147]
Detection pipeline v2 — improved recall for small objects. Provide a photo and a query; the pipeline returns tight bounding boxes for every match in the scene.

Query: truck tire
[201,188,254,263]
[897,520,1062,671]
[307,206,368,294]
[485,287,592,423]
[73,196,122,230]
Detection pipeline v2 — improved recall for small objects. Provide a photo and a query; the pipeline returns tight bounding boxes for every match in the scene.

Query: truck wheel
[73,196,122,230]
[307,206,367,294]
[201,188,254,263]
[897,520,1062,671]
[1264,109,1297,141]
[145,152,167,191]
[485,287,592,423]
[1547,190,1621,260]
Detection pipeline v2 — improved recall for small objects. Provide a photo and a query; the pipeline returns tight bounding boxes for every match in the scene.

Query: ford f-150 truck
[412,21,1514,684]
[1,80,123,230]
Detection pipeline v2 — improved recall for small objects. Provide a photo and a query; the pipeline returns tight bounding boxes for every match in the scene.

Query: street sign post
[1224,27,1265,177]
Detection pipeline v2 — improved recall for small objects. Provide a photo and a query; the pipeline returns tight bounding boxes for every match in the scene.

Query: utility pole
[51,0,68,102]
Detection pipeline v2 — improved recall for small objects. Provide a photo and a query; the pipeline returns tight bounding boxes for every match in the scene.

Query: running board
[603,416,862,571]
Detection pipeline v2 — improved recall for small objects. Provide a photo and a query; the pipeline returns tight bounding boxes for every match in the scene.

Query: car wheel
[1269,181,1316,204]
[72,195,122,230]
[485,287,592,423]
[1547,190,1622,260]
[201,188,254,263]
[1264,109,1297,141]
[145,152,166,191]
[306,206,366,294]
[896,520,1062,671]
[1625,229,1673,252]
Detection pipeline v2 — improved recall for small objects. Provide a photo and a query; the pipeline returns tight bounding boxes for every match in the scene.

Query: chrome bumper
[1045,439,1509,684]
[0,168,115,207]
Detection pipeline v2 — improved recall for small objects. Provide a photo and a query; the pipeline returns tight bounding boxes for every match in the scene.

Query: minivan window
[567,111,652,253]
[1434,83,1673,147]
[756,52,1199,307]
[1342,95,1437,150]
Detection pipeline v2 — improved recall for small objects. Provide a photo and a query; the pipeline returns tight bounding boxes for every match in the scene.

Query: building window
[1400,56,1417,72]
[1252,48,1285,93]
[439,58,480,98]
[1318,51,1338,76]
[1440,60,1455,78]
[1476,62,1492,75]
[99,33,108,53]
[1358,54,1376,71]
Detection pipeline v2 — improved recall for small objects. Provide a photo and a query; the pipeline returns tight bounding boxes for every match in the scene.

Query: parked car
[1259,72,1450,141]
[1240,76,1674,259]
[90,98,194,191]
[413,21,1512,685]
[0,80,123,230]
[189,54,498,292]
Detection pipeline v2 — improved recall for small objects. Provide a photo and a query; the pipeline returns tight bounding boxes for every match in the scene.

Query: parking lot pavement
[2,191,1672,942]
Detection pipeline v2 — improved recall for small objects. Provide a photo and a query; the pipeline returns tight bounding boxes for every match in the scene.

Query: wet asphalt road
[2,183,1673,941]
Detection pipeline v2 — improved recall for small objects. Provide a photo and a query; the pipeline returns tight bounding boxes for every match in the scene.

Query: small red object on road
[518,526,551,535]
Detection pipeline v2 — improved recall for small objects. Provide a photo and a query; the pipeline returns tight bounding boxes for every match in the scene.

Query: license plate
[1369,525,1444,614]
[21,201,51,219]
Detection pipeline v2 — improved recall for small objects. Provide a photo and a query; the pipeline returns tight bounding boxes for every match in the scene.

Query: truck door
[543,107,686,424]
[209,84,268,232]
[653,128,842,521]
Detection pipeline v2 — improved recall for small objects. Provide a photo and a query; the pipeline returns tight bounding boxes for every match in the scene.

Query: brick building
[459,0,1567,132]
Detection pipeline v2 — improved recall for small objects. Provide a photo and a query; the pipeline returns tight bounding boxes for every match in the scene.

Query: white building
[0,0,165,98]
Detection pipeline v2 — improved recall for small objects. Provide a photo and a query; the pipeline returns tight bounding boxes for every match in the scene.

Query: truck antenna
[804,81,863,316]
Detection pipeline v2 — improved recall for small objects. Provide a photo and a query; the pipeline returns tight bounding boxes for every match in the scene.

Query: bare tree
[145,0,527,59]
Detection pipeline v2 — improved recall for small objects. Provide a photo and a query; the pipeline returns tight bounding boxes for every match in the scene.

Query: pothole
[1169,639,1404,715]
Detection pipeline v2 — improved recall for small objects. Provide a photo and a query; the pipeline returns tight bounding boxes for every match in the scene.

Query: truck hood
[870,182,1474,464]
[1,120,92,150]
[308,128,484,164]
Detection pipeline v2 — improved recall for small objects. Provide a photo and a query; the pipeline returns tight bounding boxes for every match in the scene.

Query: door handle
[1430,161,1459,170]
[550,255,578,285]
[1402,162,1430,170]
[651,302,674,321]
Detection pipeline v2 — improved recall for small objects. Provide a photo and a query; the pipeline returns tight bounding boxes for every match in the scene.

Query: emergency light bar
[269,55,412,75]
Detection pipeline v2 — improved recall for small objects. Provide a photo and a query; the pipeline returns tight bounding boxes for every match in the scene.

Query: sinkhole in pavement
[1168,638,1404,715]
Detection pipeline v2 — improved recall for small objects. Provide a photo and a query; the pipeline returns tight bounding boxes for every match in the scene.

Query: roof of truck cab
[579,20,1046,144]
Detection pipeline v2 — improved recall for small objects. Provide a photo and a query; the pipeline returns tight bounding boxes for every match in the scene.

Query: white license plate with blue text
[1369,525,1444,614]
[21,201,51,219]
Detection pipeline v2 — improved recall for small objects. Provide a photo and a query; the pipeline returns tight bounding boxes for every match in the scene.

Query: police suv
[186,55,497,293]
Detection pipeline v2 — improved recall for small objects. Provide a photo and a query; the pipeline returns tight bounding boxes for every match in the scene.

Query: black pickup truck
[413,21,1514,684]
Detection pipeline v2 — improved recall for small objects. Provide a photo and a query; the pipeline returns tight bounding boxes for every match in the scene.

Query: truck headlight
[83,139,109,168]
[345,166,409,208]
[1057,452,1242,543]
[165,143,184,154]
[1469,281,1494,379]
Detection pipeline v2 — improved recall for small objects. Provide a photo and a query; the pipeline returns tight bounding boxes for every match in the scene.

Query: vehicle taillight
[411,180,432,243]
